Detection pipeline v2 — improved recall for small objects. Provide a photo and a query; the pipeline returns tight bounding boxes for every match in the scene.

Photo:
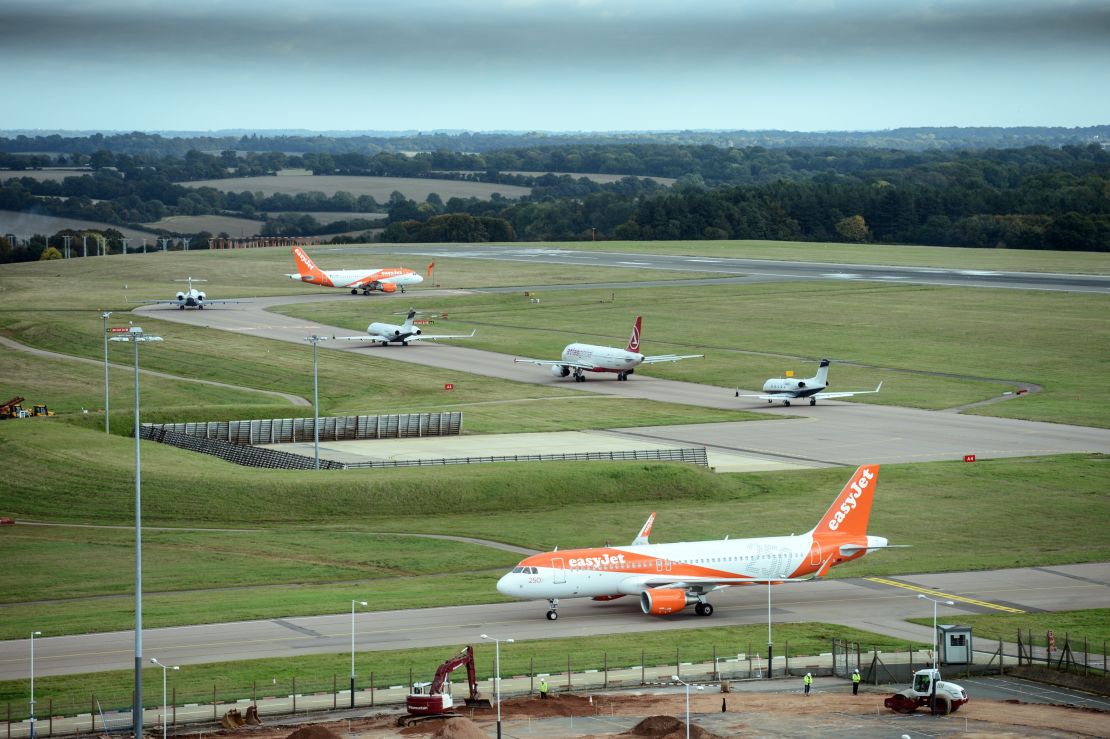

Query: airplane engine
[551,365,571,378]
[175,292,186,301]
[796,381,806,388]
[640,588,695,616]
[412,328,421,335]
[381,283,397,293]
[197,292,206,301]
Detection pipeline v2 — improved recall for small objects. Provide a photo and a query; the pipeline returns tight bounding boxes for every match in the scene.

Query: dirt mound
[430,717,488,739]
[503,693,598,717]
[284,725,340,739]
[623,714,722,739]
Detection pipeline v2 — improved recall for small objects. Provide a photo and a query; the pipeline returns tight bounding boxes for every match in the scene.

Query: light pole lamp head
[32,631,41,636]
[172,666,180,671]
[944,600,954,606]
[506,638,515,644]
[356,600,367,606]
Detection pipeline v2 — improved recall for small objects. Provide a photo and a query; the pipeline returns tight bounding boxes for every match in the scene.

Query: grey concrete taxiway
[3,563,1106,680]
[134,293,1110,468]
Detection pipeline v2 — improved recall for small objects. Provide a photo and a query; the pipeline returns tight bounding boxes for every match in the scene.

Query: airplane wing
[513,358,599,370]
[408,330,477,342]
[812,381,883,400]
[332,333,394,343]
[639,354,704,364]
[128,299,248,305]
[617,574,811,596]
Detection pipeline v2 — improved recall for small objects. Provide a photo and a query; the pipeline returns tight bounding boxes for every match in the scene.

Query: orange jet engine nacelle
[640,588,695,615]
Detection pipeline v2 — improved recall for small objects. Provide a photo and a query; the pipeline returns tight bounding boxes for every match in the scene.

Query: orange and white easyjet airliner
[286,247,424,294]
[497,465,897,620]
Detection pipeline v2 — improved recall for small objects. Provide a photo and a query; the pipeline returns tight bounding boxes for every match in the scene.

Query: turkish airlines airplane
[513,316,703,382]
[332,308,476,346]
[497,464,896,620]
[133,277,245,310]
[736,359,883,406]
[286,247,424,294]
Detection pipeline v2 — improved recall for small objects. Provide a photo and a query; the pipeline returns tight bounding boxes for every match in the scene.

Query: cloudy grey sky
[2,0,1108,132]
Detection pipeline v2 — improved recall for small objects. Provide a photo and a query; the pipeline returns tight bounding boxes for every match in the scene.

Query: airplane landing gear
[810,398,817,406]
[351,288,359,295]
[694,602,714,617]
[783,400,791,407]
[546,599,559,620]
[573,370,585,382]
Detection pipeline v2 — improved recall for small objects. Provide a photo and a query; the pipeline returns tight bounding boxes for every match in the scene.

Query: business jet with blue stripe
[736,359,882,406]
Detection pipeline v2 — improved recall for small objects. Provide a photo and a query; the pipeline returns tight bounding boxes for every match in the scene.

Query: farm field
[141,213,386,236]
[181,174,532,200]
[433,169,678,185]
[0,209,158,242]
[0,168,92,182]
[280,279,1110,427]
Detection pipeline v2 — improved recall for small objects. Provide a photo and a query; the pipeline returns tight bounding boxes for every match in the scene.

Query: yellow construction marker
[866,577,1025,614]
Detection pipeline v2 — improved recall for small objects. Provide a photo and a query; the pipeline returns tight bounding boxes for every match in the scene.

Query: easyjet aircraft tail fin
[291,247,328,282]
[632,512,656,545]
[627,316,642,353]
[810,465,879,538]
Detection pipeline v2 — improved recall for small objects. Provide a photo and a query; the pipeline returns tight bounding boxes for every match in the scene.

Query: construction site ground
[177,678,1109,738]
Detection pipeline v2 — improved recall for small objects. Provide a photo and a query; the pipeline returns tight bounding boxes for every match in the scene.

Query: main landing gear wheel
[546,610,558,620]
[351,288,358,295]
[809,398,816,406]
[783,400,791,407]
[694,602,713,617]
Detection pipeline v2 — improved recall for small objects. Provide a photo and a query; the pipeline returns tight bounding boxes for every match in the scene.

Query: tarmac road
[3,563,1106,679]
[134,293,1110,468]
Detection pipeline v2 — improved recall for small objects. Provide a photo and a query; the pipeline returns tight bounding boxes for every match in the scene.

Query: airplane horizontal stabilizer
[640,353,705,364]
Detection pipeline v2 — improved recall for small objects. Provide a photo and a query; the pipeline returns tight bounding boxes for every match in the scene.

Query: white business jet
[736,359,882,406]
[332,308,476,346]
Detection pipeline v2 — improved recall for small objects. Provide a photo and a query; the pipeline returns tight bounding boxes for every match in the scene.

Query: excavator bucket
[221,709,246,729]
[244,705,263,725]
[464,697,492,709]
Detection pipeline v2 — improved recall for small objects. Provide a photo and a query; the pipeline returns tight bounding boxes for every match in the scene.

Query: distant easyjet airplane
[286,247,424,294]
[514,316,703,382]
[497,465,898,620]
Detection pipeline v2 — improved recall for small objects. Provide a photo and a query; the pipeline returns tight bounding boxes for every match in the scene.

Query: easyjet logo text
[827,468,874,531]
[296,250,315,270]
[568,552,627,569]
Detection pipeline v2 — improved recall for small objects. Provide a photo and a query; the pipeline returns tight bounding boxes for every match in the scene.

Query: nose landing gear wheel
[810,398,816,406]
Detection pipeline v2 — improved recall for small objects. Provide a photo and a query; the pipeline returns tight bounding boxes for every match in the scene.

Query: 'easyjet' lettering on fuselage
[827,468,874,531]
[567,552,627,569]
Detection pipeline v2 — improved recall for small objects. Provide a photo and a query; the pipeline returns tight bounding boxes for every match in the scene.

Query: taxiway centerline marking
[865,577,1025,613]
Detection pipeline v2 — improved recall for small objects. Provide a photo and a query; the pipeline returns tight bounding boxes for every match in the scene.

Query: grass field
[0,209,159,242]
[181,175,532,201]
[908,608,1110,646]
[278,280,1110,426]
[0,621,927,719]
[1,418,1106,639]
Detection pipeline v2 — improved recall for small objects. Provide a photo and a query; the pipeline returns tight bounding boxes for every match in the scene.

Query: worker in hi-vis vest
[803,672,812,695]
[539,678,549,699]
[852,668,861,695]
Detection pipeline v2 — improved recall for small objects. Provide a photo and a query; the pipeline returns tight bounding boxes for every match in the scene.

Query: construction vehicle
[31,403,54,417]
[397,645,492,726]
[0,397,27,420]
[884,668,969,715]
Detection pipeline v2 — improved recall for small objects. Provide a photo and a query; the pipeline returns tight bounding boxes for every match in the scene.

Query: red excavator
[398,645,492,726]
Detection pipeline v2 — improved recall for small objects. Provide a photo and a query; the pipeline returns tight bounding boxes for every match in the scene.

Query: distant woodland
[2,128,1108,262]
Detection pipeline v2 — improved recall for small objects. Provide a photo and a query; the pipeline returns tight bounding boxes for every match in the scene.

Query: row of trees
[3,126,1108,156]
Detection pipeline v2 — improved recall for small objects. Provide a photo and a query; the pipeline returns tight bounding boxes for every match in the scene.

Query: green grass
[1,419,1106,639]
[0,622,928,719]
[279,281,1110,426]
[908,608,1110,644]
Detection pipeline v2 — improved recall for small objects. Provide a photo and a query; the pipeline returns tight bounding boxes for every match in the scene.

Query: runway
[3,563,1106,679]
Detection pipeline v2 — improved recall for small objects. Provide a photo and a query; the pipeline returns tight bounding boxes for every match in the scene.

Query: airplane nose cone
[496,573,514,596]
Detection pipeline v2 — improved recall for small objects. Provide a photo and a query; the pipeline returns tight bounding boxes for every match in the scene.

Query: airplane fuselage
[367,320,418,343]
[561,343,644,373]
[295,268,423,289]
[760,377,826,398]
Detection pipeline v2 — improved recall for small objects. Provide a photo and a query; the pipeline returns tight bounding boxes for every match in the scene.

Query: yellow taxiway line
[865,577,1025,613]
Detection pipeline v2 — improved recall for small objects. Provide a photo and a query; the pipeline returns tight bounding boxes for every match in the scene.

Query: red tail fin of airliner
[626,316,642,353]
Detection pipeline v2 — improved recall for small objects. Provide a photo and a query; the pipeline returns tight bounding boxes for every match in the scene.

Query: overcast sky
[2,0,1108,133]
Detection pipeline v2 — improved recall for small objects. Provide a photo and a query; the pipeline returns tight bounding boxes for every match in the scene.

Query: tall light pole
[304,335,324,470]
[481,634,514,739]
[671,676,703,739]
[30,631,41,739]
[350,600,367,708]
[767,579,773,678]
[150,658,178,739]
[109,325,164,739]
[918,593,954,715]
[101,312,112,433]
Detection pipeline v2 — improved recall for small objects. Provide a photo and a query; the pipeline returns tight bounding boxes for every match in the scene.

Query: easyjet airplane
[497,465,896,620]
[736,359,883,407]
[286,247,424,294]
[514,316,703,382]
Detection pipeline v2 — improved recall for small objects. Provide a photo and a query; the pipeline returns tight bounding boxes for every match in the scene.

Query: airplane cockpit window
[512,567,523,573]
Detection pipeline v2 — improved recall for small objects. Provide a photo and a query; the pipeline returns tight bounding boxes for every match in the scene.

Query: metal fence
[139,426,345,470]
[343,447,710,469]
[142,412,463,445]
